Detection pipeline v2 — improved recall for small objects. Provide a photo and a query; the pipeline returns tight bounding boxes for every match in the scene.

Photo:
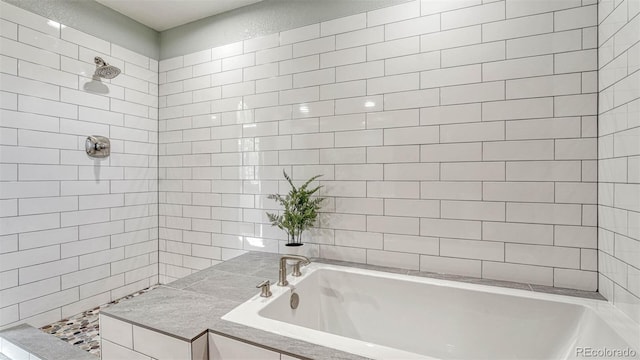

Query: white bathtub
[223,263,640,360]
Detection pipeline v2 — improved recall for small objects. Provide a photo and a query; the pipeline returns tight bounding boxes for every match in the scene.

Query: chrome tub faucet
[278,255,310,286]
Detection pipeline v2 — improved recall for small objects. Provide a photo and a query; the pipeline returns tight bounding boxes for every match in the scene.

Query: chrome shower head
[94,56,121,79]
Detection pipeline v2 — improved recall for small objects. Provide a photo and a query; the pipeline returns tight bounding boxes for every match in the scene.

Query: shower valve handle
[85,135,110,158]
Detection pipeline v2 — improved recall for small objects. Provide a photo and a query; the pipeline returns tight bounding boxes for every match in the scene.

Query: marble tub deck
[101,252,604,360]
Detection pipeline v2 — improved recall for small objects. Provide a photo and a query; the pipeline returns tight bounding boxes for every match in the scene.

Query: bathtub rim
[222,262,640,360]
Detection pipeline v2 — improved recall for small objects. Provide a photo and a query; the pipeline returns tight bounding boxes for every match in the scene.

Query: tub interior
[258,268,634,360]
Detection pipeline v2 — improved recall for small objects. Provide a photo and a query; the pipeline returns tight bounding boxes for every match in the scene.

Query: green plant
[266,170,325,246]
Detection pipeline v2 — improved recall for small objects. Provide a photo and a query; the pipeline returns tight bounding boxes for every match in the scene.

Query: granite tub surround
[158,0,600,292]
[101,252,605,360]
[0,323,96,360]
[101,252,365,360]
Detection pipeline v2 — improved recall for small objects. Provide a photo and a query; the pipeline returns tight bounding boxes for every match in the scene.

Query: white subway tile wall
[5,0,635,330]
[157,0,599,290]
[598,0,640,324]
[0,2,158,328]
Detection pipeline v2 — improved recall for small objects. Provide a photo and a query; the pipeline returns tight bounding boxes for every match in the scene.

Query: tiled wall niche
[157,0,600,291]
[597,0,640,324]
[0,1,159,328]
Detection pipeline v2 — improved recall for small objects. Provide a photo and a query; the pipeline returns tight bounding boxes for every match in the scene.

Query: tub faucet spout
[278,255,310,286]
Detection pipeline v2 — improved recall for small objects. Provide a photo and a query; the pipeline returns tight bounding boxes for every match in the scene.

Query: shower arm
[94,57,107,67]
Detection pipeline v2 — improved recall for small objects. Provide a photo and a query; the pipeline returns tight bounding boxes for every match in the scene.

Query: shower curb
[0,324,97,360]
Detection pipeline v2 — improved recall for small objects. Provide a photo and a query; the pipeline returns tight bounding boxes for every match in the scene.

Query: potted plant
[266,170,325,246]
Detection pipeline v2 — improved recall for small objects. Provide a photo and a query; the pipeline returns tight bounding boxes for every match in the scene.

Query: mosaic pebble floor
[39,286,157,357]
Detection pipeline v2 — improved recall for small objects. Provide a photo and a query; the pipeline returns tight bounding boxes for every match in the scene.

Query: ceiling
[95,0,263,31]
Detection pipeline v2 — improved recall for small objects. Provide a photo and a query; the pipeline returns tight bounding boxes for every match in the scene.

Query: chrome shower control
[85,135,110,158]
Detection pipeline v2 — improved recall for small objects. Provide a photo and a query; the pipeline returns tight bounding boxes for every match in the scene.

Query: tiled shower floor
[39,286,157,357]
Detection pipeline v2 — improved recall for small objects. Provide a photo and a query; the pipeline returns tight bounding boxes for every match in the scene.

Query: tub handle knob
[256,280,272,298]
[291,261,308,277]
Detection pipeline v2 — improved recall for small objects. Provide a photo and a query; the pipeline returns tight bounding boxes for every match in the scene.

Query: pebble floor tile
[39,286,157,357]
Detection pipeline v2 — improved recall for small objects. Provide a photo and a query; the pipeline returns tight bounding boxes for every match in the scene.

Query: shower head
[93,56,121,79]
